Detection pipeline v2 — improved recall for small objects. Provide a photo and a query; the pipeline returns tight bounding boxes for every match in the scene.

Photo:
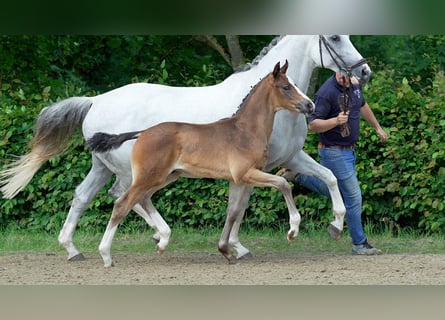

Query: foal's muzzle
[297,99,314,116]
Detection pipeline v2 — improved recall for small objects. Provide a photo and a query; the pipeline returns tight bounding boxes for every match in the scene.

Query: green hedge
[360,70,445,233]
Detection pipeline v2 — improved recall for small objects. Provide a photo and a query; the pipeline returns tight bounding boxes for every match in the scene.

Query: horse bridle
[319,35,368,78]
[319,35,368,137]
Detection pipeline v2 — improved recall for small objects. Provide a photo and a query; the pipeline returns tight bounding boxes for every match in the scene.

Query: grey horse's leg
[218,183,253,263]
[58,155,113,260]
[283,150,346,238]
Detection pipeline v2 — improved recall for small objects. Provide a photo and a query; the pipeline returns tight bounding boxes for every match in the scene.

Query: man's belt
[318,142,355,150]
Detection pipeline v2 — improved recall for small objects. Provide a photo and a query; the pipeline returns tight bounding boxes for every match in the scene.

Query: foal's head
[268,60,314,115]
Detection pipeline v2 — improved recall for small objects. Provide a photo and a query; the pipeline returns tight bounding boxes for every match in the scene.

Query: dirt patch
[1,251,445,285]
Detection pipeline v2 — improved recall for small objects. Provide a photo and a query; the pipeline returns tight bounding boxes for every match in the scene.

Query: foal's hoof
[227,256,238,265]
[68,253,85,261]
[157,245,165,255]
[287,230,296,242]
[328,224,342,240]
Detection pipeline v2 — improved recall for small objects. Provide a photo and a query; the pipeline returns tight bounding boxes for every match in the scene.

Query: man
[286,71,388,255]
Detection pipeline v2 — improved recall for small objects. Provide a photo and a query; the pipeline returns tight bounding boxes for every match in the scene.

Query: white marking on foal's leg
[141,201,171,254]
[155,222,171,255]
[99,224,119,268]
[287,211,301,242]
[277,177,301,242]
[229,219,251,259]
[225,183,253,259]
[132,203,161,244]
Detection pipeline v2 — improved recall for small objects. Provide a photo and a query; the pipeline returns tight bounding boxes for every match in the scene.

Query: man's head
[335,72,360,87]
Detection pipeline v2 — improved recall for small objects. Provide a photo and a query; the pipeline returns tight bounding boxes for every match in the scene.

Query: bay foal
[88,61,314,267]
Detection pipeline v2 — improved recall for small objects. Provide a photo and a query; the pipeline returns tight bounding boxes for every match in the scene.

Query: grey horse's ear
[273,61,281,78]
[280,59,289,74]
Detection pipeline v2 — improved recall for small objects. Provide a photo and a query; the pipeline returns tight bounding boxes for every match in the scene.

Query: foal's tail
[87,131,142,153]
[0,97,93,199]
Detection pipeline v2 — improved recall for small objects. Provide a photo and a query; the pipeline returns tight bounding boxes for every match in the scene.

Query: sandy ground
[1,251,445,285]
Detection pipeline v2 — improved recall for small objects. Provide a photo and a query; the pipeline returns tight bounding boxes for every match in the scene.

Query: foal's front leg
[218,183,253,263]
[243,169,301,242]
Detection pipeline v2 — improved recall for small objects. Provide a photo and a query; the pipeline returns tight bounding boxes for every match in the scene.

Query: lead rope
[338,75,352,137]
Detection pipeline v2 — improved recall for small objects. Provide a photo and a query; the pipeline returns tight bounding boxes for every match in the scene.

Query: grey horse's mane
[217,76,263,120]
[234,35,285,73]
[219,36,284,119]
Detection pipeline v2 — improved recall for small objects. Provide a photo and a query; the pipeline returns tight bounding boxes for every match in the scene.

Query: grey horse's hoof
[237,252,253,260]
[328,224,342,240]
[68,253,86,261]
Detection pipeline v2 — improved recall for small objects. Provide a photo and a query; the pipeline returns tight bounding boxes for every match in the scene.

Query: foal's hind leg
[99,171,180,267]
[109,177,164,246]
[99,184,148,267]
[138,170,182,254]
[139,197,172,254]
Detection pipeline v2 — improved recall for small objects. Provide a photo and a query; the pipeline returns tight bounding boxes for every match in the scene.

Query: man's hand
[337,111,350,125]
[376,127,389,142]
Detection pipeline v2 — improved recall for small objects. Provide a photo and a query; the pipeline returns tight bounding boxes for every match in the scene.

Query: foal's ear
[273,60,289,78]
[273,61,281,78]
[280,59,289,74]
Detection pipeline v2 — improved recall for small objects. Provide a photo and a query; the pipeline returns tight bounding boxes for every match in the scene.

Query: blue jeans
[295,147,367,245]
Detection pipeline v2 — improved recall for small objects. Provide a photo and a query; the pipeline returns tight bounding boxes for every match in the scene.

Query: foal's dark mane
[224,71,277,119]
[231,76,265,117]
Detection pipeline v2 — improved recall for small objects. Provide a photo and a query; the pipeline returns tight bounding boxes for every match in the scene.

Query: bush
[359,69,445,233]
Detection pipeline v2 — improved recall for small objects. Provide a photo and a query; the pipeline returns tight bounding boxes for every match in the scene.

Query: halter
[318,35,368,78]
[319,35,368,137]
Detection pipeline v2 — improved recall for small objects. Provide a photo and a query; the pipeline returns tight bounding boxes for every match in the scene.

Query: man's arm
[308,111,350,133]
[360,103,389,142]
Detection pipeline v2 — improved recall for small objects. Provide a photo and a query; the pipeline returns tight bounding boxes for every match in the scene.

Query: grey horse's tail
[87,131,142,153]
[0,97,93,199]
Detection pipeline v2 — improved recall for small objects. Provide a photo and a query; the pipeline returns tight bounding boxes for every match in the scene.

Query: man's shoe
[352,240,381,255]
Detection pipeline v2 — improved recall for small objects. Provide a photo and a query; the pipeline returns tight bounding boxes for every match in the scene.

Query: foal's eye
[283,85,291,91]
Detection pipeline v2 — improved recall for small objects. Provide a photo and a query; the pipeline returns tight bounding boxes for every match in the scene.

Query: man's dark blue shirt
[309,75,366,146]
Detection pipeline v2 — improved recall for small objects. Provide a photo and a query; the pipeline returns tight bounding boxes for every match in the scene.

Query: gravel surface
[1,251,444,285]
